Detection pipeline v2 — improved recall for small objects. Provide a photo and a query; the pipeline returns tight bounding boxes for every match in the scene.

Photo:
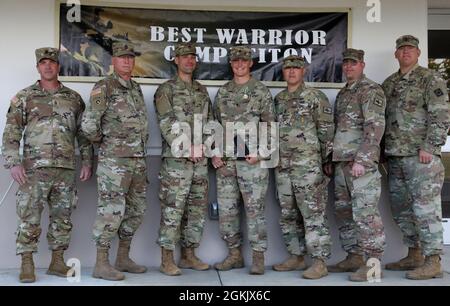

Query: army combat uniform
[382,36,450,263]
[81,52,149,250]
[154,46,213,253]
[332,49,386,264]
[2,48,93,256]
[213,47,275,259]
[274,56,333,264]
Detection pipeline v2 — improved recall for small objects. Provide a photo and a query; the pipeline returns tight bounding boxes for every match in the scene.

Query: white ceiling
[428,0,450,9]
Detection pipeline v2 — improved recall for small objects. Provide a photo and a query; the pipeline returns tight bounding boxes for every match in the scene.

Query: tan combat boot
[47,250,71,277]
[272,254,306,271]
[349,262,384,282]
[115,239,147,273]
[93,248,125,281]
[327,253,364,272]
[249,251,265,275]
[214,247,244,271]
[385,247,424,271]
[302,258,328,279]
[160,248,182,276]
[179,247,210,271]
[406,255,443,280]
[19,252,36,283]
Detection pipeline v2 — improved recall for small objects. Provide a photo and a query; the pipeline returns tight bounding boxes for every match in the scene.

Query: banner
[58,2,349,85]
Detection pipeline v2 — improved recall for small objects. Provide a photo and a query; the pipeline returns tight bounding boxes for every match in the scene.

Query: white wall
[429,8,450,29]
[0,0,429,270]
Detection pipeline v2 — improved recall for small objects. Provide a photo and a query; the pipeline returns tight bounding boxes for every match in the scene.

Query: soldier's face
[37,59,59,81]
[175,54,197,75]
[343,59,365,82]
[112,55,135,75]
[395,46,420,67]
[230,59,253,78]
[282,67,305,86]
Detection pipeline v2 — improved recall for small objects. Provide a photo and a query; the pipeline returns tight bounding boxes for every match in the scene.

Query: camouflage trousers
[92,157,147,249]
[216,160,268,252]
[157,158,209,250]
[388,155,444,256]
[333,162,386,259]
[275,162,331,259]
[16,167,77,255]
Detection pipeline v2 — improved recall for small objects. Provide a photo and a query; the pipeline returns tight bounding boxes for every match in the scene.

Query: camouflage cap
[112,41,137,57]
[229,45,252,61]
[35,47,59,63]
[342,48,365,62]
[282,55,305,69]
[175,42,197,56]
[396,35,419,49]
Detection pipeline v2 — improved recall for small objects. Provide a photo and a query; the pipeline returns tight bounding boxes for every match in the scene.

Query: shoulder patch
[90,86,102,97]
[371,91,385,108]
[434,88,444,97]
[11,95,20,107]
[90,86,106,110]
[373,98,384,107]
[323,106,332,114]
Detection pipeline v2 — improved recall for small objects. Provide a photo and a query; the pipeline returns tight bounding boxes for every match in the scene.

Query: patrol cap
[342,48,365,62]
[229,45,252,61]
[396,35,419,49]
[175,42,197,56]
[282,55,306,69]
[112,41,138,57]
[35,47,59,64]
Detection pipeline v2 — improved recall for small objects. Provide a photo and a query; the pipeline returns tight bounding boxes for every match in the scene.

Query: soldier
[154,43,213,276]
[81,42,149,281]
[1,47,93,283]
[212,45,276,275]
[273,55,334,279]
[329,48,386,281]
[382,35,450,280]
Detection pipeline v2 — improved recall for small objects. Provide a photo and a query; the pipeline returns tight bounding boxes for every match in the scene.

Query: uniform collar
[33,80,66,94]
[113,72,133,89]
[230,76,256,91]
[287,83,306,96]
[173,74,197,90]
[398,63,420,80]
[345,74,366,91]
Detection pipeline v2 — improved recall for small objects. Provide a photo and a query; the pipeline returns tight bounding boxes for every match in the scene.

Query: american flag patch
[90,87,102,97]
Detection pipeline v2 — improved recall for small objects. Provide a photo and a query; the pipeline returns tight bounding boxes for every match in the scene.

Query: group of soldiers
[2,34,449,283]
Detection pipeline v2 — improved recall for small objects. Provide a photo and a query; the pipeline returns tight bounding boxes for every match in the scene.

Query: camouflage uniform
[2,48,93,254]
[214,47,275,252]
[382,38,450,256]
[154,45,213,250]
[81,44,149,249]
[332,49,386,259]
[275,69,334,259]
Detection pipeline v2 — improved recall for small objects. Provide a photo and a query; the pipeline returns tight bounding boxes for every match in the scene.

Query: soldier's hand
[212,156,225,169]
[323,162,333,177]
[10,165,27,186]
[245,156,259,165]
[419,149,433,164]
[351,162,365,177]
[190,144,204,163]
[80,165,92,182]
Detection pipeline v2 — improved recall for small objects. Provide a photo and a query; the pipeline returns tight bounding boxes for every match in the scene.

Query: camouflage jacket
[333,75,386,168]
[81,72,149,158]
[382,65,450,156]
[2,81,93,170]
[274,84,334,167]
[154,75,213,158]
[214,77,275,160]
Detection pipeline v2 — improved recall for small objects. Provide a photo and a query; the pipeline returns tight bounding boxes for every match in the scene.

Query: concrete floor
[1,247,449,286]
